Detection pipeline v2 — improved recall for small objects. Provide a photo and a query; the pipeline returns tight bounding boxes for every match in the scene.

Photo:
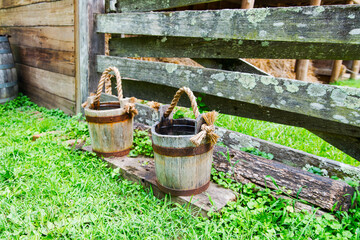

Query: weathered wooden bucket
[83,67,138,157]
[151,87,219,196]
[0,35,18,104]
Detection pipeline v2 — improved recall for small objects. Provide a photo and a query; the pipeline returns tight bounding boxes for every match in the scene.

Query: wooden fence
[77,1,360,161]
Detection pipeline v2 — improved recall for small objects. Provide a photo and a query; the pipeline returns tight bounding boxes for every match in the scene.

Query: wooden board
[0,27,74,52]
[16,64,75,101]
[97,5,360,44]
[212,145,355,211]
[97,56,360,137]
[0,0,74,27]
[0,0,60,9]
[110,0,221,12]
[101,94,360,182]
[75,0,105,113]
[109,36,360,60]
[12,45,75,76]
[82,145,236,217]
[20,82,75,115]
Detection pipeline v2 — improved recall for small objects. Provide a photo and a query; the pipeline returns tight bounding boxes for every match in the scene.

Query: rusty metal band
[156,180,210,196]
[86,114,131,124]
[152,142,213,157]
[93,148,131,158]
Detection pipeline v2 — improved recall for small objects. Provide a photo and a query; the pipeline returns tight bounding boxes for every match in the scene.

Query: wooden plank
[82,146,236,217]
[16,64,75,101]
[97,5,360,44]
[11,45,75,76]
[0,0,74,27]
[75,0,105,114]
[351,60,360,79]
[97,56,360,138]
[0,27,74,52]
[109,36,360,60]
[311,131,360,160]
[113,0,221,12]
[212,145,355,211]
[21,82,75,115]
[330,60,343,82]
[0,0,60,9]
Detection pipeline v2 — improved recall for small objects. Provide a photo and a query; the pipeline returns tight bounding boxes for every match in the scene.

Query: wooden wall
[0,0,76,115]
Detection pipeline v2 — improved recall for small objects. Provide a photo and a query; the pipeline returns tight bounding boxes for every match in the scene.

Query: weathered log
[212,145,355,211]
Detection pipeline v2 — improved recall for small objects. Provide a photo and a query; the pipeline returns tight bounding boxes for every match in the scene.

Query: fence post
[295,0,322,81]
[75,0,105,114]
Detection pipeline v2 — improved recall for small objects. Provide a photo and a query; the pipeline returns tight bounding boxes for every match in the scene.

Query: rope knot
[124,103,138,118]
[190,111,219,147]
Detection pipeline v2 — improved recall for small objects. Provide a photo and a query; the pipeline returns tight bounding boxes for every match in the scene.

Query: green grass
[1,95,360,239]
[331,79,360,88]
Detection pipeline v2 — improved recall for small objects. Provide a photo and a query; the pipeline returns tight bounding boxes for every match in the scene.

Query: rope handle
[93,67,123,106]
[163,87,200,119]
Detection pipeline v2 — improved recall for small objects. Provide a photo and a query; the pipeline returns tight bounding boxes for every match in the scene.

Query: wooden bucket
[0,35,18,104]
[151,87,219,196]
[84,67,138,157]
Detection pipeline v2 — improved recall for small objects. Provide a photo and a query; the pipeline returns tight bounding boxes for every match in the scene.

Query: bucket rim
[151,121,197,139]
[84,101,126,116]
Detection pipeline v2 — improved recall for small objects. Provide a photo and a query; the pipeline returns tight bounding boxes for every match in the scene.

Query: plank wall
[0,0,76,115]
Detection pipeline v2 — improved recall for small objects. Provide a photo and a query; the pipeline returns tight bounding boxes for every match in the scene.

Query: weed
[240,147,274,160]
[129,130,154,158]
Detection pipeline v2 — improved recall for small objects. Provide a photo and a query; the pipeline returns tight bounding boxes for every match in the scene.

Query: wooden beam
[311,131,360,160]
[351,60,360,79]
[212,145,354,211]
[11,45,75,76]
[295,60,309,81]
[109,36,360,60]
[295,0,321,81]
[0,27,74,52]
[0,0,60,9]
[241,0,254,9]
[16,64,75,101]
[0,0,74,27]
[97,5,360,44]
[112,0,221,12]
[330,60,343,82]
[97,56,360,137]
[75,0,105,114]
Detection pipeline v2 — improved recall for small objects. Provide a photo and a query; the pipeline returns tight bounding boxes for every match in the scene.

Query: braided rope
[163,87,200,119]
[93,67,123,106]
[190,111,219,146]
[104,74,113,95]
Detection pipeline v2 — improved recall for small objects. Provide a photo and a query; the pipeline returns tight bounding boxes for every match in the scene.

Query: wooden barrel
[151,118,214,196]
[0,35,18,104]
[84,67,137,157]
[151,87,217,196]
